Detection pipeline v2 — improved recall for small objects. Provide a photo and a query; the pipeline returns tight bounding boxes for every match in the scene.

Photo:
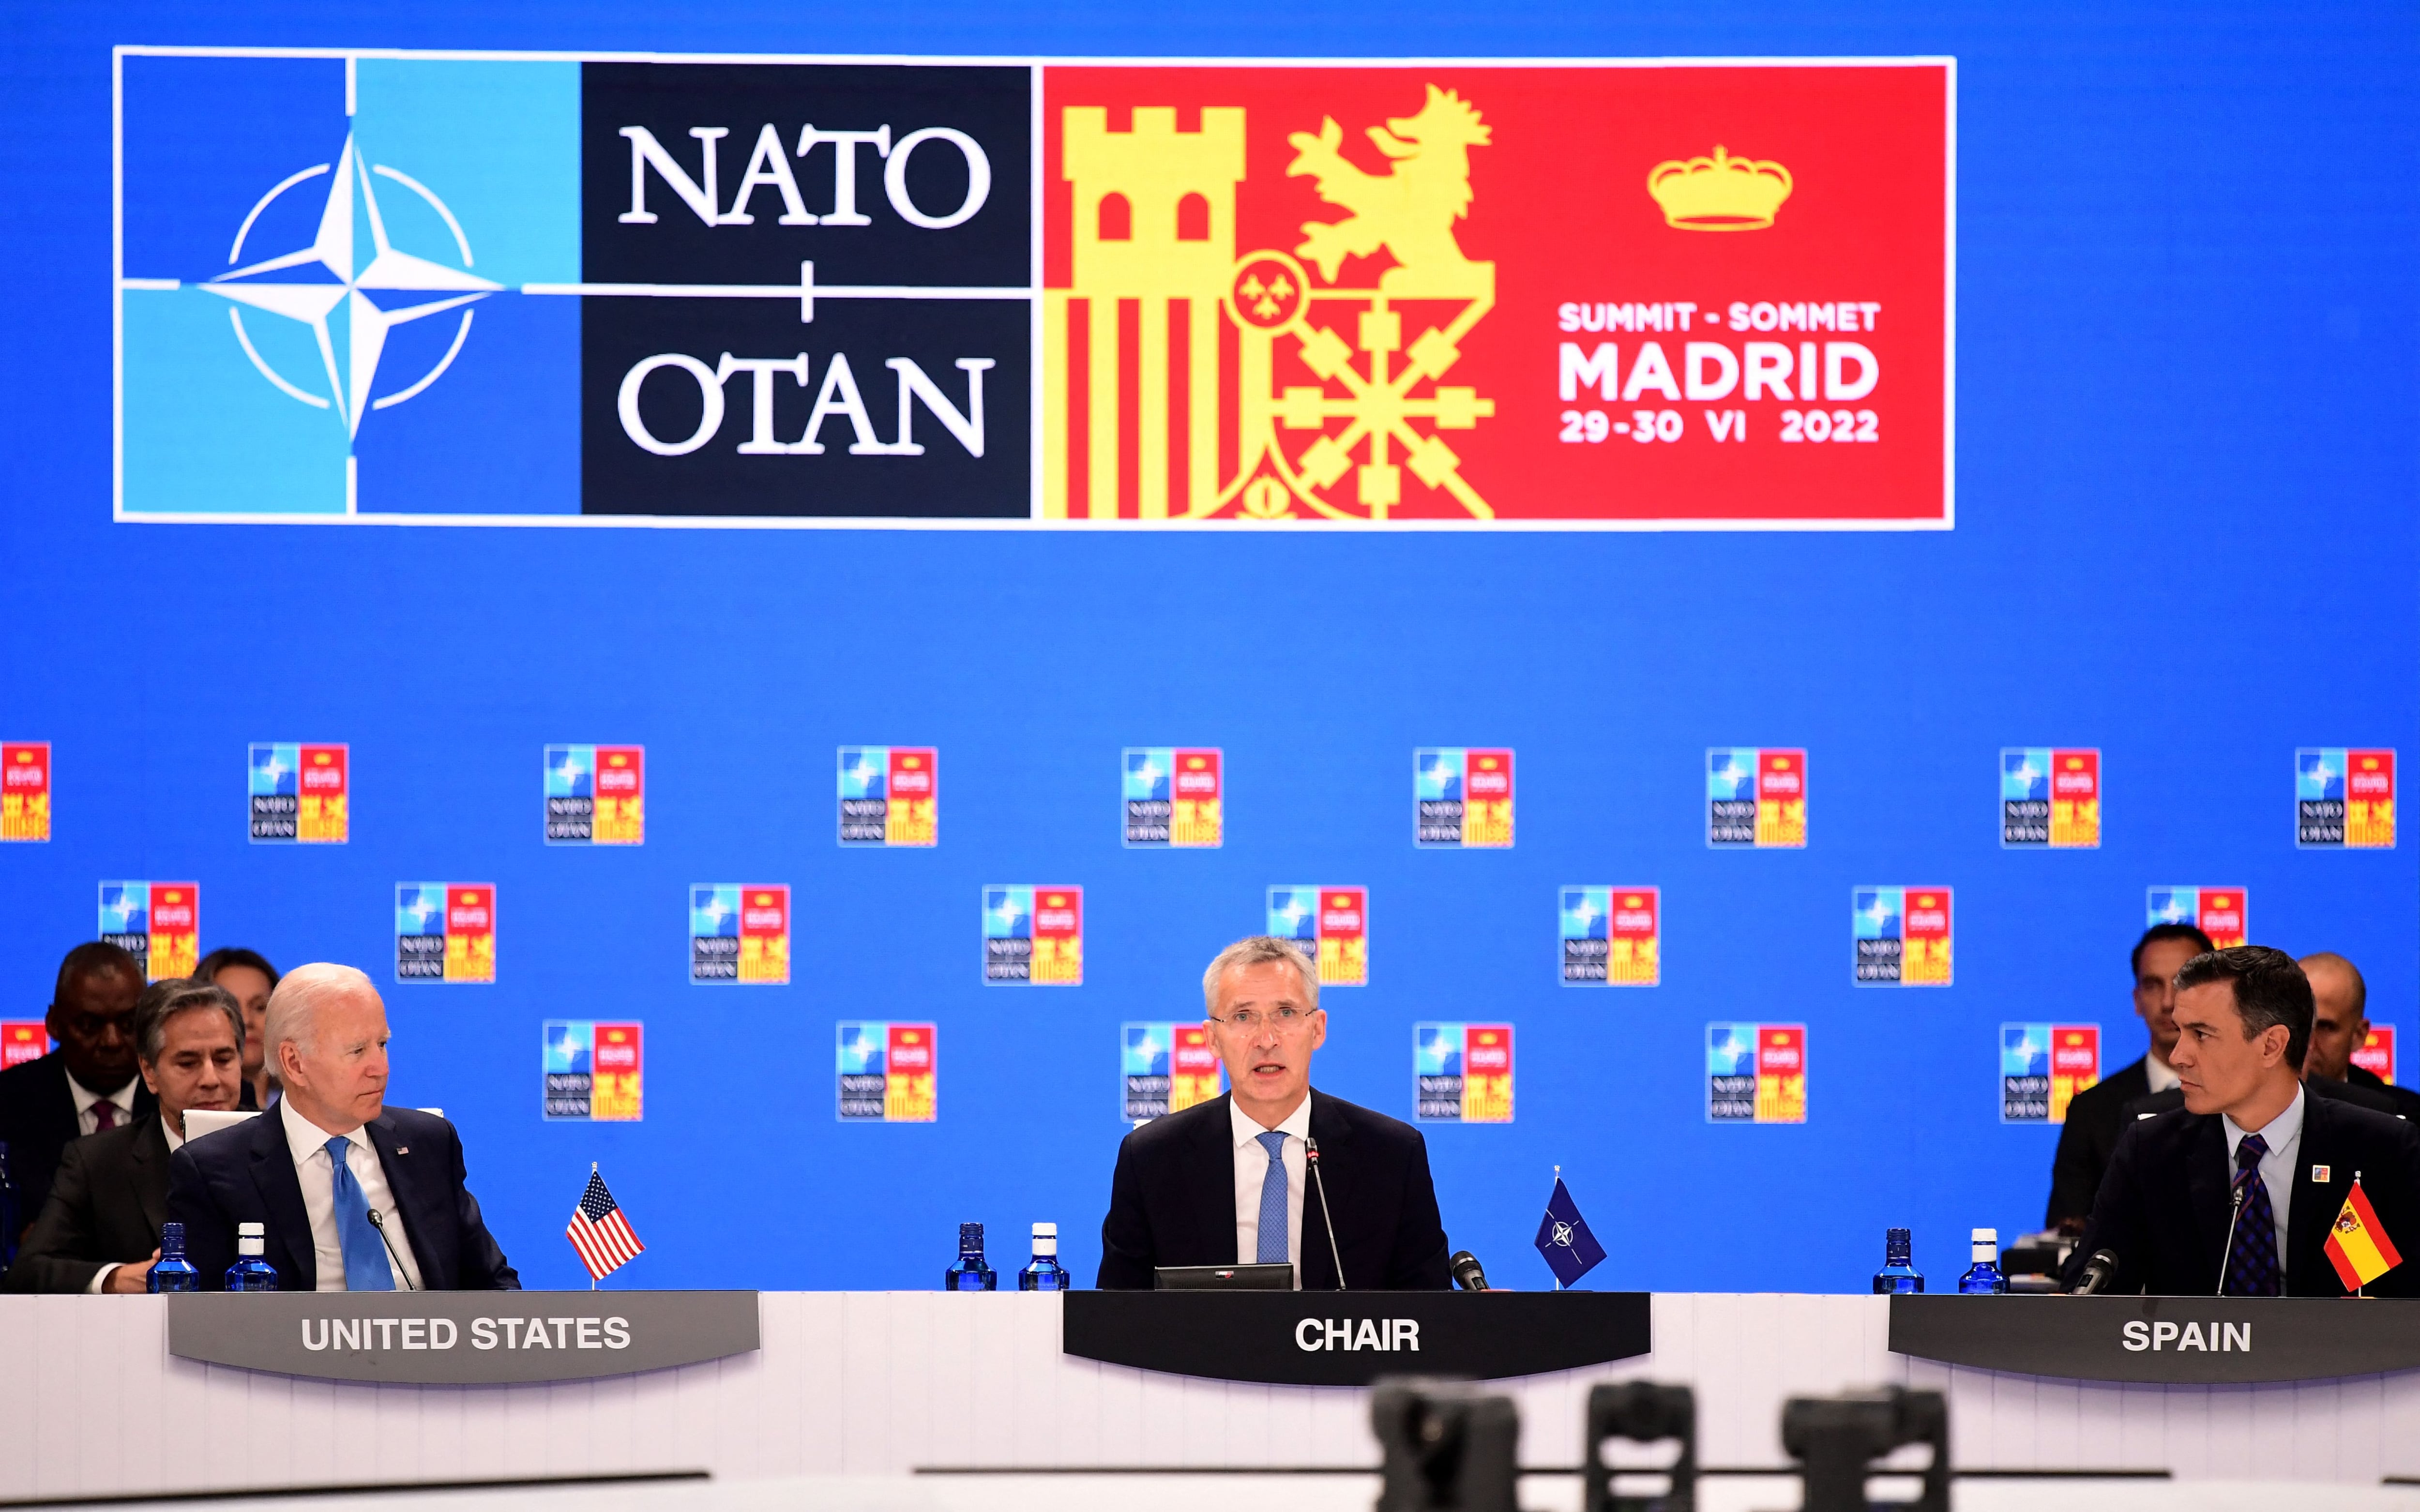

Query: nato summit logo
[249,743,348,843]
[1706,1023,1805,1124]
[395,883,494,983]
[1560,886,1658,985]
[2000,747,2099,848]
[1415,1024,1513,1123]
[691,884,790,983]
[543,1021,643,1121]
[1269,886,1367,986]
[2298,748,2395,848]
[984,886,1083,984]
[1853,886,1951,985]
[838,1022,937,1121]
[1415,749,1513,847]
[1707,748,1805,847]
[118,50,1030,520]
[839,747,938,846]
[101,882,200,982]
[2148,887,2246,949]
[1124,748,1222,847]
[545,745,644,844]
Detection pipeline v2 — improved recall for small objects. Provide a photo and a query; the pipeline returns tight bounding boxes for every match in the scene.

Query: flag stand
[1552,1165,1563,1292]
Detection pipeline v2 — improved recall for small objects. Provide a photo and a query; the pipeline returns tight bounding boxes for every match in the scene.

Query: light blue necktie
[325,1135,395,1291]
[1255,1130,1289,1265]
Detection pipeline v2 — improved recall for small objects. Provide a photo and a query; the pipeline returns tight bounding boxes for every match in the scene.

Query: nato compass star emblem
[204,133,497,441]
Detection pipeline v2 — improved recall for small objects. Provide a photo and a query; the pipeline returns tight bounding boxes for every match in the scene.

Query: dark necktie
[91,1100,119,1132]
[2223,1132,2282,1296]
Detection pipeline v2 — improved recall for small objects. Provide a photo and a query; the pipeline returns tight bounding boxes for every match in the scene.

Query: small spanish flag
[2324,1174,2403,1292]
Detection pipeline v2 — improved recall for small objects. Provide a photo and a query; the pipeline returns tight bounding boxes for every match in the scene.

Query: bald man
[165,964,518,1290]
[2303,952,2420,1122]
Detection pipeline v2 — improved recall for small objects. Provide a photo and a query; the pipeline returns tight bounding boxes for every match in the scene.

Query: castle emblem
[1045,86,1497,521]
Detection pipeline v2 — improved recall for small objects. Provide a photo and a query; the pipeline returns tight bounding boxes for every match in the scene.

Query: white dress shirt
[87,1116,186,1294]
[279,1098,423,1291]
[2222,1084,2305,1282]
[2145,1054,2180,1094]
[66,1072,139,1135]
[1231,1093,1311,1287]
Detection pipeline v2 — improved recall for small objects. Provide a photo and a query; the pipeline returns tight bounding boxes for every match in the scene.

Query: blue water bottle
[150,1221,201,1293]
[1872,1226,1923,1294]
[945,1222,997,1291]
[225,1221,279,1291]
[1958,1228,2006,1295]
[1018,1222,1071,1291]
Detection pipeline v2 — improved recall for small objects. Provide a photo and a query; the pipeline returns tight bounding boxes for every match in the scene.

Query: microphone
[364,1207,418,1291]
[1304,1135,1346,1291]
[2215,1183,2246,1297]
[1449,1250,1490,1292]
[2068,1249,2118,1296]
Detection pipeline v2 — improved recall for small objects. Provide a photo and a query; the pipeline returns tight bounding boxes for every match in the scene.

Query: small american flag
[565,1165,645,1282]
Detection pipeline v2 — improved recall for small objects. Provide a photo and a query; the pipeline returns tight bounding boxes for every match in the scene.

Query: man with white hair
[165,964,518,1291]
[1097,936,1451,1289]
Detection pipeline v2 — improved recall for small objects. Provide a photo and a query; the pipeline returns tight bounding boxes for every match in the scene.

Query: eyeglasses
[1210,1006,1312,1033]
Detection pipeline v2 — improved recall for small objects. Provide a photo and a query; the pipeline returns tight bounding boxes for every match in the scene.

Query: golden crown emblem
[1647,145,1792,231]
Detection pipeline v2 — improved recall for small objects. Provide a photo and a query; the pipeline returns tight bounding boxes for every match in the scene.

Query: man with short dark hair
[5,981,244,1292]
[0,942,158,1237]
[196,947,280,1110]
[2044,922,2214,1230]
[2301,951,2420,1121]
[2066,946,2420,1295]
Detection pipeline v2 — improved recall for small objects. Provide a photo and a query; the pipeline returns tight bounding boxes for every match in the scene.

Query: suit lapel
[2184,1114,2233,1285]
[1185,1096,1239,1265]
[245,1108,317,1287]
[128,1116,170,1232]
[2288,1096,2342,1294]
[363,1114,437,1287]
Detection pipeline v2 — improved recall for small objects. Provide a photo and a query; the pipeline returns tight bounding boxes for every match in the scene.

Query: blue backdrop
[1,1,2412,1293]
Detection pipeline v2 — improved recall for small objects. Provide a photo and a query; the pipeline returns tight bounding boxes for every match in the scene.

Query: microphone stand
[365,1207,417,1291]
[1305,1136,1346,1290]
[2215,1183,2245,1297]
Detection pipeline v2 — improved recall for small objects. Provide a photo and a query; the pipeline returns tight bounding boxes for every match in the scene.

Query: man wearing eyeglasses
[1097,936,1452,1289]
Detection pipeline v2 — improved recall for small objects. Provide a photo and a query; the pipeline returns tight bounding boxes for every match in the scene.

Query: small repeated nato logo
[1,1022,47,1071]
[1707,748,1806,847]
[984,886,1082,984]
[1707,1023,1806,1124]
[545,745,645,844]
[837,1022,938,1121]
[1123,1022,1223,1122]
[1414,748,1512,847]
[544,1021,643,1120]
[839,747,938,846]
[1124,748,1223,847]
[1853,887,1951,985]
[2000,1024,2099,1124]
[1560,886,1658,985]
[691,884,788,984]
[2000,748,2099,848]
[1,743,50,842]
[395,884,494,983]
[2355,1027,2396,1084]
[2298,748,2395,848]
[248,743,349,843]
[1268,886,1367,986]
[2147,887,2246,949]
[1414,1023,1513,1123]
[102,881,200,982]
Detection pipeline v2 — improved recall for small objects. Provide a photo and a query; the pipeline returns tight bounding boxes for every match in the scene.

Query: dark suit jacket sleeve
[1385,1126,1452,1289]
[443,1121,519,1290]
[4,1139,110,1293]
[164,1142,237,1290]
[1096,1131,1158,1290]
[2063,1119,2156,1293]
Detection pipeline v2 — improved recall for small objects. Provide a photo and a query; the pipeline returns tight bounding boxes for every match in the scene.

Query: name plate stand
[1061,1291,1651,1386]
[168,1290,760,1385]
[1888,1294,2420,1384]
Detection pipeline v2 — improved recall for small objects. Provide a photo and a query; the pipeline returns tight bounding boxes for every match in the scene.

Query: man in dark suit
[167,963,517,1290]
[0,942,156,1238]
[2302,952,2420,1121]
[1099,936,1450,1290]
[2065,946,2420,1296]
[6,980,246,1291]
[2044,922,2214,1230]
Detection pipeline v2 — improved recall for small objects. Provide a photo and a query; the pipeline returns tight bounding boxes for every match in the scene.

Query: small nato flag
[1533,1174,1607,1287]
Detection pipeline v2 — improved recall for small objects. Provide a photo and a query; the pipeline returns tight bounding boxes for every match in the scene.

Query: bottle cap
[959,1221,984,1247]
[238,1222,265,1237]
[1971,1227,1996,1242]
[162,1222,184,1243]
[1032,1222,1056,1238]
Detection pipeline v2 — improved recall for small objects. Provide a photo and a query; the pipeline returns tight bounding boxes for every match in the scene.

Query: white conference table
[4,1292,2416,1501]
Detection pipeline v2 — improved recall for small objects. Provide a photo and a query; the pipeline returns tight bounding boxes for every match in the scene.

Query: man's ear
[138,1058,163,1096]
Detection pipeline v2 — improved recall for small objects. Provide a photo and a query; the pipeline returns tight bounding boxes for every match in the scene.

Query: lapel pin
[396,1146,409,1155]
[2313,1164,2331,1183]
